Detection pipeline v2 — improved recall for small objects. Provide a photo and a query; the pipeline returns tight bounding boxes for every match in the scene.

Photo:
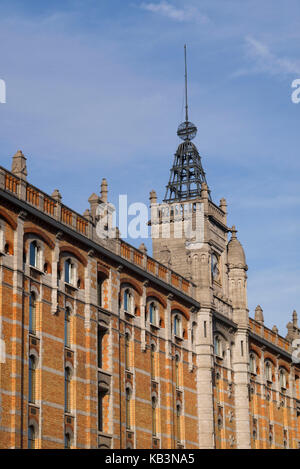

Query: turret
[227,226,248,325]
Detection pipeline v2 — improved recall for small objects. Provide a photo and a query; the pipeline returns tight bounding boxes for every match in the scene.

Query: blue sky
[0,0,299,335]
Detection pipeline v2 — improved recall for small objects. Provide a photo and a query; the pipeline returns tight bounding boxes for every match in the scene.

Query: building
[0,113,299,449]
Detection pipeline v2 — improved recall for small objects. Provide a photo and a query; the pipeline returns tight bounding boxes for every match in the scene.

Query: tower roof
[163,45,210,203]
[227,225,247,268]
[164,139,210,202]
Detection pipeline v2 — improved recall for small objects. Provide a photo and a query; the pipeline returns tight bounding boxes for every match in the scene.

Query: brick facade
[0,152,299,449]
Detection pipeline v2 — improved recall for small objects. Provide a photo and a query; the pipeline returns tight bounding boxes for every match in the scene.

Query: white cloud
[234,36,300,77]
[140,1,209,24]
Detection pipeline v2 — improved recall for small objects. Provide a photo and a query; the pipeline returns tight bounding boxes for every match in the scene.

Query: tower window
[125,332,130,370]
[64,432,71,449]
[28,355,37,404]
[64,307,71,348]
[98,389,105,432]
[126,387,131,429]
[98,326,106,369]
[28,425,36,449]
[65,367,71,413]
[29,291,36,334]
[150,343,156,378]
[176,404,181,442]
[152,396,157,436]
[175,354,180,388]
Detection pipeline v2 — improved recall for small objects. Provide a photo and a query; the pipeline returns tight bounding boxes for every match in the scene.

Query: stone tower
[150,47,251,447]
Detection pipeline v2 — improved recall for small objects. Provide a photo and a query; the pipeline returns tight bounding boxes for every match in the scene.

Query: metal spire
[164,45,211,203]
[177,45,197,141]
[184,44,188,123]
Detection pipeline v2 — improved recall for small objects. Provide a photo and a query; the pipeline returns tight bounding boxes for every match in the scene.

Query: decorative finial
[51,189,62,202]
[100,178,108,203]
[11,150,27,180]
[272,325,278,335]
[293,310,298,327]
[219,198,227,213]
[231,225,237,239]
[149,189,157,204]
[255,305,264,324]
[139,243,147,254]
[177,45,197,141]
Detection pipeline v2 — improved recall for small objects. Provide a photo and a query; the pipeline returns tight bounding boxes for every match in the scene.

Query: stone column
[195,306,215,448]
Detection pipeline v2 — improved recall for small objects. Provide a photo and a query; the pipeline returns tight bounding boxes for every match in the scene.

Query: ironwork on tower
[164,45,211,203]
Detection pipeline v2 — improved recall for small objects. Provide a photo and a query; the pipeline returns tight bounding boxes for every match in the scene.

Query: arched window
[265,361,272,382]
[64,259,74,285]
[29,241,39,268]
[28,355,36,404]
[64,432,71,449]
[64,307,71,348]
[126,387,131,429]
[65,367,71,413]
[124,289,134,314]
[152,396,157,436]
[149,302,157,326]
[125,332,130,370]
[174,314,182,338]
[29,291,36,334]
[28,425,36,449]
[249,353,256,374]
[176,404,181,442]
[279,368,287,389]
